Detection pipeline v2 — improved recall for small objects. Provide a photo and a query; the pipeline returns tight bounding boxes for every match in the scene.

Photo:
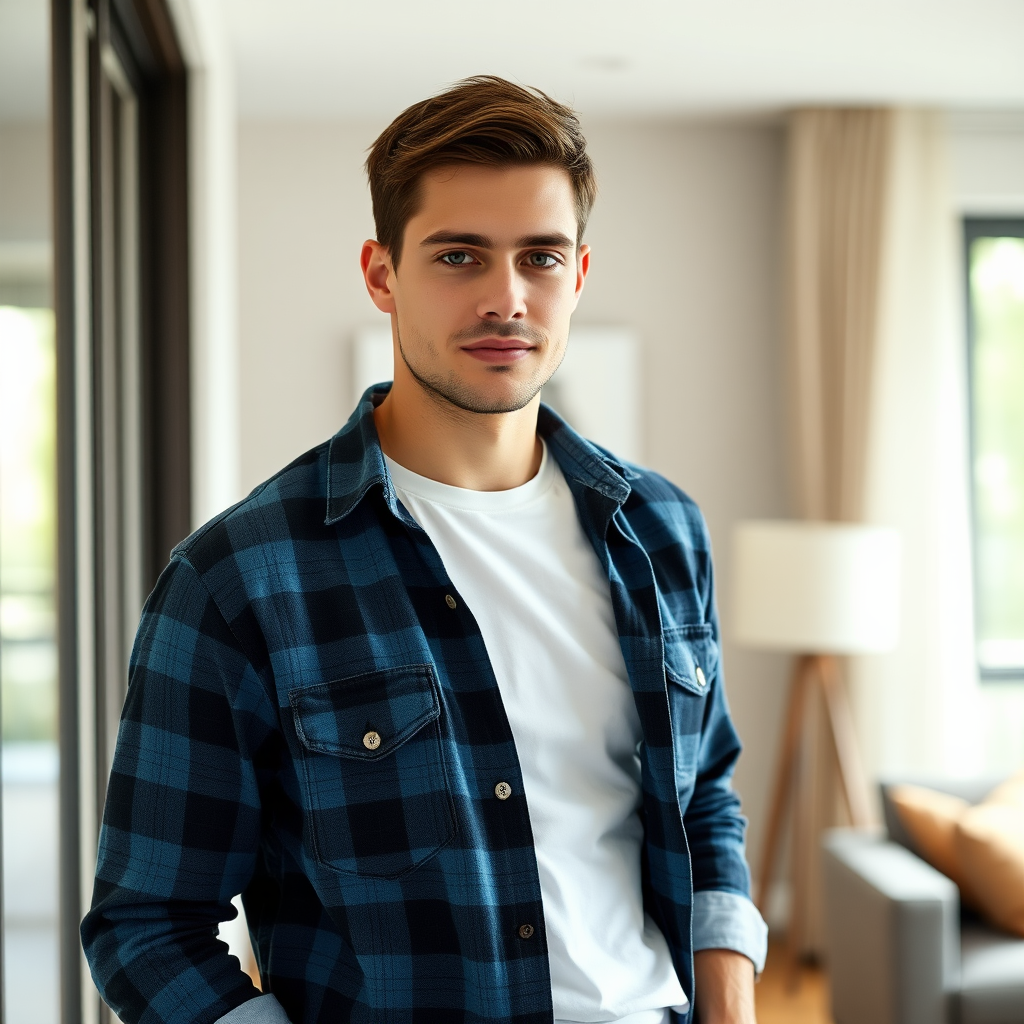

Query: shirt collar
[324,383,632,527]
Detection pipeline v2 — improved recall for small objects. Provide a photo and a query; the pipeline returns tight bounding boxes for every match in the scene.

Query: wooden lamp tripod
[754,652,871,960]
[731,521,901,960]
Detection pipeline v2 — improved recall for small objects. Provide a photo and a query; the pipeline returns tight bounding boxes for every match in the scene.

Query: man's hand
[693,948,756,1024]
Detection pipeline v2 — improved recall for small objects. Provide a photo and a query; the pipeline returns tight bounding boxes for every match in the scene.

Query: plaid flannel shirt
[82,386,766,1024]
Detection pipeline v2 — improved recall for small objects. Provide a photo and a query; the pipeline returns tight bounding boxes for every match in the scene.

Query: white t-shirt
[385,442,688,1024]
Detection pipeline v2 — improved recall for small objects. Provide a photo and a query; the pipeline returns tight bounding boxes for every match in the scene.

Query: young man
[83,76,766,1024]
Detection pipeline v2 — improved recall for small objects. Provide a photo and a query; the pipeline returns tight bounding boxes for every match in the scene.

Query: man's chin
[412,370,542,416]
[434,387,540,416]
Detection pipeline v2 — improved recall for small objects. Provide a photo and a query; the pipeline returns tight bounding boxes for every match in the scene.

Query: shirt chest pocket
[289,664,457,880]
[664,624,719,785]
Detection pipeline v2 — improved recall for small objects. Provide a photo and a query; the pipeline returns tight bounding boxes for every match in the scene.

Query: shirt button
[695,666,707,688]
[445,594,457,610]
[362,731,381,750]
[494,781,512,801]
[517,924,535,940]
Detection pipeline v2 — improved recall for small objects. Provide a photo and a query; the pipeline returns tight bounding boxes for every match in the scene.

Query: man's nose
[476,261,527,321]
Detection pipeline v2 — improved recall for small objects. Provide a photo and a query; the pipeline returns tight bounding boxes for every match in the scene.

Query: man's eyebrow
[418,231,576,249]
[420,231,493,248]
[516,233,575,249]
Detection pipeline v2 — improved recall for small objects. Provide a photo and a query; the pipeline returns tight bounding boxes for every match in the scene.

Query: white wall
[0,122,50,243]
[237,116,793,860]
[237,121,382,488]
[949,111,1024,215]
[168,0,243,528]
[0,121,50,307]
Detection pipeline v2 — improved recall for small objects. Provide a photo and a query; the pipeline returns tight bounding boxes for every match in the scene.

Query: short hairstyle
[365,75,597,268]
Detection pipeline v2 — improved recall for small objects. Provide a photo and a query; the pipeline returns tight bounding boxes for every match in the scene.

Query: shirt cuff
[691,890,768,974]
[215,994,292,1024]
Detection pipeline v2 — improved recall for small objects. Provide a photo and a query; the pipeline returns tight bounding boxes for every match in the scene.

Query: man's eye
[440,251,475,266]
[527,253,558,268]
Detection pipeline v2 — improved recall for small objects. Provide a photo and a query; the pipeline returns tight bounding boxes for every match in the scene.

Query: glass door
[1,2,59,1020]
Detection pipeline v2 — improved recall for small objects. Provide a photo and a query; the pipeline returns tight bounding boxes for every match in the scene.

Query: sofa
[822,777,1024,1024]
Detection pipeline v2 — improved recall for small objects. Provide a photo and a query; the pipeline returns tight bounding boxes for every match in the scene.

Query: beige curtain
[782,108,975,956]
[853,112,976,786]
[783,109,893,954]
[786,108,892,523]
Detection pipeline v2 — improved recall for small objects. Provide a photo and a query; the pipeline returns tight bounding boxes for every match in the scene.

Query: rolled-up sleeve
[692,890,768,973]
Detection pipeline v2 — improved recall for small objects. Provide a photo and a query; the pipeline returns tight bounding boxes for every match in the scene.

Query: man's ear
[574,243,591,305]
[361,240,397,314]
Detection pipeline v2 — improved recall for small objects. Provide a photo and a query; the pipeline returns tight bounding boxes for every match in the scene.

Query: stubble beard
[395,322,563,416]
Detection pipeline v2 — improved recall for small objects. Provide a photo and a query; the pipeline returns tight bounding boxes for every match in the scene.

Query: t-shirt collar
[324,382,632,527]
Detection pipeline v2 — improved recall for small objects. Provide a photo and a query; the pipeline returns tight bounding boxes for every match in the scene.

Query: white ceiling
[2,0,1023,123]
[223,0,1024,121]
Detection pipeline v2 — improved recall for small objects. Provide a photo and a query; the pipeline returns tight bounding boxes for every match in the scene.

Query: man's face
[364,163,589,415]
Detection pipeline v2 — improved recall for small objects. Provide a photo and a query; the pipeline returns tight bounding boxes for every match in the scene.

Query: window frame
[51,1,191,1021]
[963,216,1024,683]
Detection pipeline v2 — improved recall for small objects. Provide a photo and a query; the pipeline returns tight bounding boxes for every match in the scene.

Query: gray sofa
[822,778,1024,1024]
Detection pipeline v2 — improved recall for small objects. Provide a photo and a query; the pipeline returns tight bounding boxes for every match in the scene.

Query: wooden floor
[755,942,834,1024]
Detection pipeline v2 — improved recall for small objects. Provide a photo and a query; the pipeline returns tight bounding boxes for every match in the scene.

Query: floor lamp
[731,521,901,961]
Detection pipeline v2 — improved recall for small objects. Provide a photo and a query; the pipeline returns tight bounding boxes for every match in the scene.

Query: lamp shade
[731,520,901,654]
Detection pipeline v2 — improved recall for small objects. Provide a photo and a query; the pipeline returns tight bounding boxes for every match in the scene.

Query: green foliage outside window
[969,236,1024,676]
[0,305,57,740]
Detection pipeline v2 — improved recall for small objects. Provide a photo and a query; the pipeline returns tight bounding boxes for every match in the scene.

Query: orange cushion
[888,784,978,905]
[889,772,1024,936]
[956,773,1024,936]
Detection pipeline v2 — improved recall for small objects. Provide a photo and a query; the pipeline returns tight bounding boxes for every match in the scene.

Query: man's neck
[373,376,543,492]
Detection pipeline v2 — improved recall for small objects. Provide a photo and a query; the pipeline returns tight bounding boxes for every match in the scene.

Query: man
[83,76,767,1024]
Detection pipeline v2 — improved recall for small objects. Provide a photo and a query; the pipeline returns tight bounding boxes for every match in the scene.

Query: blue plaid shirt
[83,387,766,1024]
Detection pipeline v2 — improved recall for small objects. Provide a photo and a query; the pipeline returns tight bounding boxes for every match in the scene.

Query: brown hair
[365,75,597,268]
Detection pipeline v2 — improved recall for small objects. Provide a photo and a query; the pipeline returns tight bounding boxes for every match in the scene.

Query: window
[1,16,59,1021]
[1,302,59,1024]
[965,219,1024,680]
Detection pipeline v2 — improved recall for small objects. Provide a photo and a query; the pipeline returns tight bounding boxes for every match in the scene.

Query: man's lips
[460,337,535,363]
[461,337,534,350]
